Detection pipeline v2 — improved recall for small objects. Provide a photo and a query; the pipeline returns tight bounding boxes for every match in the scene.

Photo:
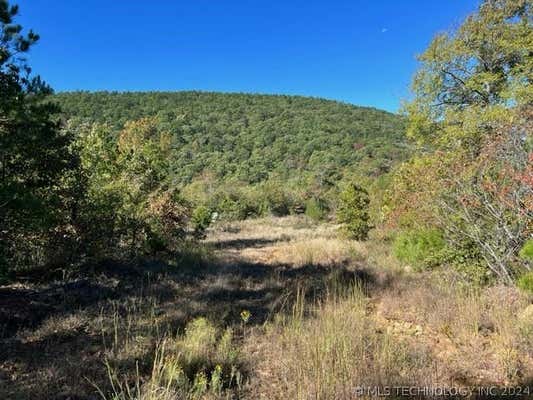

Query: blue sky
[16,0,479,112]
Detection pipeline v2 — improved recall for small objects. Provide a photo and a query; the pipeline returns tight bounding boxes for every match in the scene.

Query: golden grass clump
[268,238,365,268]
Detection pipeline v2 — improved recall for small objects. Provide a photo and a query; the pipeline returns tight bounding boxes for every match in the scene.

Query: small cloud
[381,28,388,33]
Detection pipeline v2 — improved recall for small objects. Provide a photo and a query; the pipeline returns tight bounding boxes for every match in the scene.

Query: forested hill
[54,91,408,184]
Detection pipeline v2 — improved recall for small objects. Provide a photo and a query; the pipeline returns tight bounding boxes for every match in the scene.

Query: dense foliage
[0,1,76,274]
[54,92,410,227]
[393,229,445,271]
[3,0,530,290]
[54,91,409,185]
[388,0,532,284]
[336,183,371,240]
[1,0,411,276]
[73,118,191,258]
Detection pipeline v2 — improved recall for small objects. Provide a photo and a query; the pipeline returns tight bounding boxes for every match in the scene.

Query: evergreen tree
[337,184,371,240]
[0,1,75,273]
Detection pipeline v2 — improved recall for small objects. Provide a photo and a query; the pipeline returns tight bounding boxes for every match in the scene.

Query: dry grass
[231,219,533,399]
[99,317,244,400]
[1,216,532,399]
[248,281,532,400]
[374,274,533,386]
[248,284,435,400]
[262,238,363,267]
[207,216,367,269]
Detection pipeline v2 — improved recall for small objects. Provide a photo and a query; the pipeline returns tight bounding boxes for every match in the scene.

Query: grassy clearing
[1,216,532,399]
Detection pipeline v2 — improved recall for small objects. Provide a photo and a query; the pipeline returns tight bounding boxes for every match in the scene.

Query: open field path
[0,216,362,399]
[1,216,531,399]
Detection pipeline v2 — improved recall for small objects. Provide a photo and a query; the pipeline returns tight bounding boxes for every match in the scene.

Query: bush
[213,191,244,220]
[441,240,491,285]
[210,186,263,221]
[336,184,371,240]
[191,206,212,238]
[304,197,328,221]
[143,189,190,250]
[393,228,445,271]
[517,272,533,295]
[519,240,533,261]
[260,181,292,217]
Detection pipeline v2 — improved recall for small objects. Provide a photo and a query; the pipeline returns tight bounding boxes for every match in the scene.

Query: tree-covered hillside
[54,91,408,185]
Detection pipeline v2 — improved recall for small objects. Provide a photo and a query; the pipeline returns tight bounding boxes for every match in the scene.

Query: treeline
[54,91,408,185]
[53,92,410,231]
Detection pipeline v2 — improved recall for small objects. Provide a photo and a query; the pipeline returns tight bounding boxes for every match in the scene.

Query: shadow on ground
[0,245,385,400]
[210,236,289,250]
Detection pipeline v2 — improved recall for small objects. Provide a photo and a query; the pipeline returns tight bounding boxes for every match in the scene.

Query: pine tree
[337,184,371,240]
[0,1,75,273]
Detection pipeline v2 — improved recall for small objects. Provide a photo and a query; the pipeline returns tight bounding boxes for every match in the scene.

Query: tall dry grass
[90,217,533,399]
[267,238,365,267]
[249,283,436,400]
[249,279,533,399]
[96,317,244,400]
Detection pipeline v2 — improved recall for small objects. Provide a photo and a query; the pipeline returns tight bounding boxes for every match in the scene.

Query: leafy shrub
[208,185,262,221]
[519,240,533,261]
[213,191,243,220]
[393,228,446,271]
[74,120,192,258]
[191,206,212,238]
[238,189,264,219]
[517,272,533,295]
[143,189,190,251]
[336,184,371,240]
[260,181,293,217]
[305,197,328,221]
[441,241,491,285]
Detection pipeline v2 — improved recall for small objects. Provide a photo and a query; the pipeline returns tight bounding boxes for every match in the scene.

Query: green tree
[405,0,531,148]
[398,0,532,283]
[53,91,409,194]
[336,184,371,240]
[305,197,328,221]
[74,118,189,257]
[191,205,212,239]
[0,1,75,273]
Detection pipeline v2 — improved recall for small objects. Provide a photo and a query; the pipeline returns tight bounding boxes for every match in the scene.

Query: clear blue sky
[17,0,478,112]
